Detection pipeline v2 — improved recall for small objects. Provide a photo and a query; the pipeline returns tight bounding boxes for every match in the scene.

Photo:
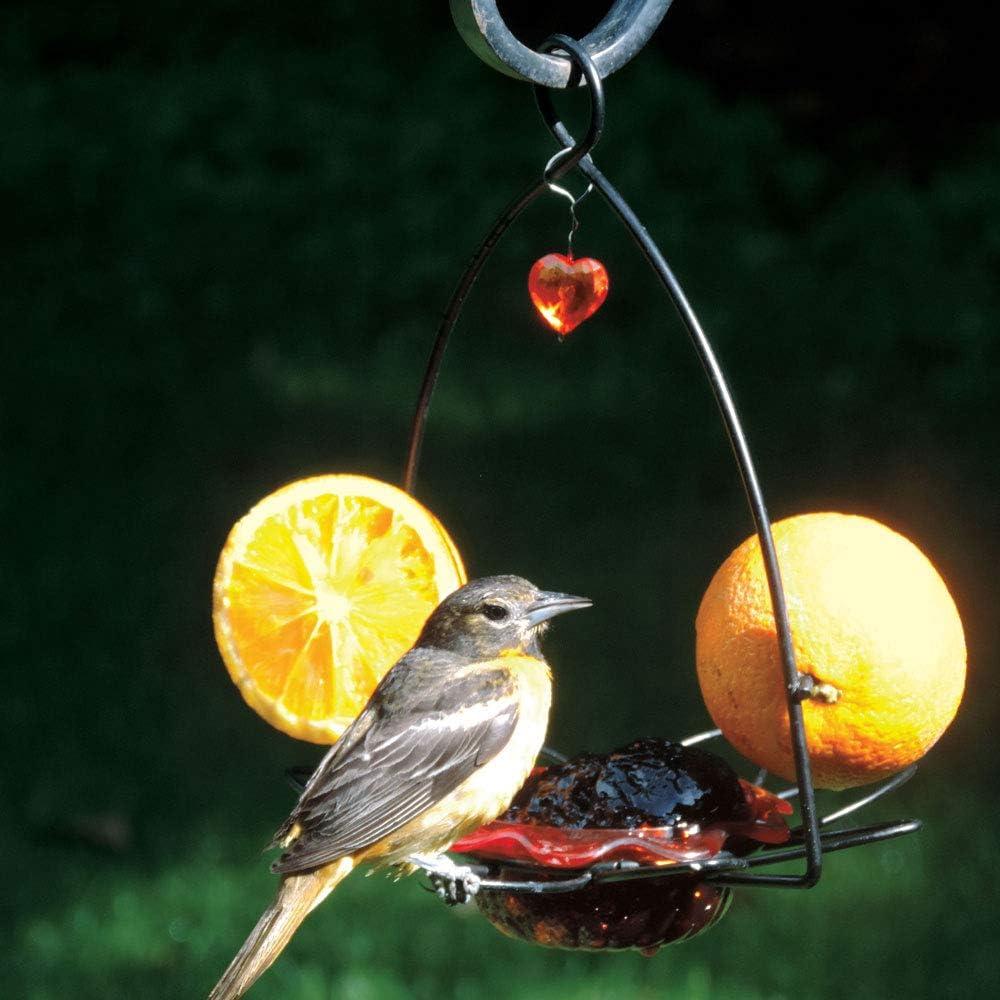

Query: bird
[208,574,591,999]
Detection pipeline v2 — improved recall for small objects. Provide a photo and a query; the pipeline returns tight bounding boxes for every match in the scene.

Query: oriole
[208,574,590,999]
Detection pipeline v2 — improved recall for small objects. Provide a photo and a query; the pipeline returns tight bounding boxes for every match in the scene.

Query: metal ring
[449,0,673,87]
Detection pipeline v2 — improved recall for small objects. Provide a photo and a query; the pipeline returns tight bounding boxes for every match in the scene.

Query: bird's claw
[407,853,482,906]
[430,868,481,906]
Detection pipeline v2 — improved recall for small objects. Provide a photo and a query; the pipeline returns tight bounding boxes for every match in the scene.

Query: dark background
[3,2,997,997]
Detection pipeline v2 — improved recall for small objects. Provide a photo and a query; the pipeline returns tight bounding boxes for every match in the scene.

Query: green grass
[4,5,999,997]
[9,776,996,998]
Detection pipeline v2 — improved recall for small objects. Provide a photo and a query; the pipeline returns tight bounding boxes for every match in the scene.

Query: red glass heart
[528,252,609,335]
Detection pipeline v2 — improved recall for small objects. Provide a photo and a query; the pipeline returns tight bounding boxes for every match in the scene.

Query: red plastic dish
[453,779,792,870]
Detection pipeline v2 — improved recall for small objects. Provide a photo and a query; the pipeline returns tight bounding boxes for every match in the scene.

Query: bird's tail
[208,856,355,1000]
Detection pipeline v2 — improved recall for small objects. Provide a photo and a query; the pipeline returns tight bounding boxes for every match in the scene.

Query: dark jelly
[460,737,790,953]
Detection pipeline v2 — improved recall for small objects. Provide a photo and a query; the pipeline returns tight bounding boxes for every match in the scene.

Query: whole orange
[695,513,965,789]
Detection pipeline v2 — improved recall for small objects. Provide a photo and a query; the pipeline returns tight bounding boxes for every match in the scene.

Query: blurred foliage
[2,2,998,997]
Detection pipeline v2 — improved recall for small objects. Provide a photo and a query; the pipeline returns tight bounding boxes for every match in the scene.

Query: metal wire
[542,148,594,257]
[402,41,604,494]
[535,35,820,887]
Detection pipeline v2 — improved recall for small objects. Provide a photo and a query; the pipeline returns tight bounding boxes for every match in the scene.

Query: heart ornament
[528,253,610,336]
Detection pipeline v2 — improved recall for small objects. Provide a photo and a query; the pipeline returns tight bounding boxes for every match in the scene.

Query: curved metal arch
[401,45,604,495]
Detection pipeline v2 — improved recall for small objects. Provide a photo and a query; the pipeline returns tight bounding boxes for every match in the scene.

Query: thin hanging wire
[543,147,594,257]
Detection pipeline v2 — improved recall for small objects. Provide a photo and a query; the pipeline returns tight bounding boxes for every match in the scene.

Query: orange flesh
[214,475,466,743]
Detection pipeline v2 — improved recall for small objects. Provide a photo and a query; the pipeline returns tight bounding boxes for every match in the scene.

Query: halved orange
[213,474,467,743]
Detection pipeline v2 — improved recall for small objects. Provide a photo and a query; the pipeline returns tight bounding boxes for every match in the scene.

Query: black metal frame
[403,27,920,892]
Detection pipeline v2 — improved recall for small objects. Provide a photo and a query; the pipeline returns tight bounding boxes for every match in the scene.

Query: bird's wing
[271,648,520,874]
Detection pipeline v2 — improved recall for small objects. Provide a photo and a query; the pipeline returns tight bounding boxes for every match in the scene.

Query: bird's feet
[407,853,482,906]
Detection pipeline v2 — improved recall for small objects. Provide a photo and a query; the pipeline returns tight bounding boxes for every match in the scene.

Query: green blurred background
[3,2,997,997]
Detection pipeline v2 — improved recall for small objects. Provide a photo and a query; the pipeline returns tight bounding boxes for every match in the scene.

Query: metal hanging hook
[537,35,607,181]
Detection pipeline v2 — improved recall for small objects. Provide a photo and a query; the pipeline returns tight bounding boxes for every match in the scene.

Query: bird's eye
[481,603,510,624]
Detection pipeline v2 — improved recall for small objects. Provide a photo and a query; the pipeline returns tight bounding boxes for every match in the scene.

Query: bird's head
[417,575,592,659]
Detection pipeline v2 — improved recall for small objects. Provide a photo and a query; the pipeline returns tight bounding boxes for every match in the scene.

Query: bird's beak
[522,591,593,627]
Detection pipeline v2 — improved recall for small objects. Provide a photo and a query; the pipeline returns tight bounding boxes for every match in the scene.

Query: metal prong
[539,745,569,765]
[680,728,722,747]
[819,766,918,827]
